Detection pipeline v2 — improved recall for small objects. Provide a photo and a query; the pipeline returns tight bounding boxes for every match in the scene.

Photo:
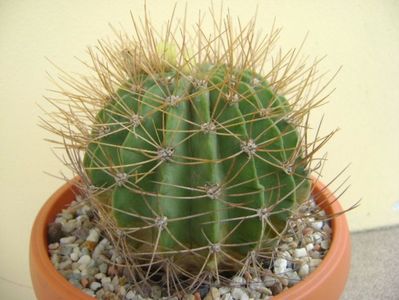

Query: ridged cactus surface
[83,64,311,269]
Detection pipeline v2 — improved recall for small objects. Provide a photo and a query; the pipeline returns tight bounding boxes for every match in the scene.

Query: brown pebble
[244,271,252,282]
[302,227,314,236]
[194,292,201,300]
[47,222,65,243]
[270,281,283,295]
[84,241,97,251]
[313,243,321,251]
[80,278,89,288]
[289,241,298,249]
[107,265,118,277]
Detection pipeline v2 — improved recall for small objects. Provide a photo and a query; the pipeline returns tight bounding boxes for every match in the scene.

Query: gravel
[48,195,332,299]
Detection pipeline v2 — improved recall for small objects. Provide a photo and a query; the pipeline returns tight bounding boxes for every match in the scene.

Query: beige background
[1,0,398,299]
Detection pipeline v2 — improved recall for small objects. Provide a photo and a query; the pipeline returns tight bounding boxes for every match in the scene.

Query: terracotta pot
[30,178,351,300]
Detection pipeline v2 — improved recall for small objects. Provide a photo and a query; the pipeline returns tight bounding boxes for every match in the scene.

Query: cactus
[83,63,311,268]
[44,7,337,295]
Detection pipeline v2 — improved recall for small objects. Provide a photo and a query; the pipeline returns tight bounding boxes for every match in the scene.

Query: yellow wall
[1,1,398,298]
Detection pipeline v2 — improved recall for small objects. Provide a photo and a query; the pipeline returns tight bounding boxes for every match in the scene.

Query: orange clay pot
[30,178,351,300]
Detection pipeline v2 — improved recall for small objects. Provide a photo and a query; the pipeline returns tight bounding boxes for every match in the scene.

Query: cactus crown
[43,6,337,296]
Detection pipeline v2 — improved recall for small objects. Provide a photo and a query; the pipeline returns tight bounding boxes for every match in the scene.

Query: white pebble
[273,258,287,274]
[249,278,264,291]
[86,228,100,243]
[280,251,292,260]
[70,252,79,262]
[313,232,322,243]
[263,275,276,287]
[48,243,59,250]
[94,273,105,280]
[101,276,111,285]
[230,276,246,287]
[298,263,310,278]
[311,221,323,231]
[204,287,220,300]
[119,285,127,296]
[222,293,233,300]
[232,288,249,300]
[294,248,307,258]
[219,287,230,295]
[90,281,102,291]
[77,254,91,266]
[310,258,322,267]
[286,270,301,285]
[323,223,332,233]
[63,220,78,233]
[125,290,136,300]
[60,236,76,244]
[92,238,109,259]
[305,243,314,251]
[320,240,330,250]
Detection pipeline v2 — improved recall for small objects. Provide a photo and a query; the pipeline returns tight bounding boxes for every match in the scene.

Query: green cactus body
[83,65,310,269]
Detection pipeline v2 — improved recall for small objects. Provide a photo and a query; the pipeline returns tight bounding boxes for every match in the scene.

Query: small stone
[231,288,249,300]
[298,264,310,278]
[309,250,321,258]
[311,221,323,231]
[322,223,332,233]
[60,235,76,244]
[286,270,300,286]
[263,275,276,288]
[270,281,283,295]
[273,258,287,274]
[305,243,314,251]
[230,276,246,287]
[312,232,322,243]
[93,238,109,259]
[48,242,59,250]
[320,240,330,250]
[74,227,89,240]
[119,285,127,297]
[244,272,252,283]
[99,263,108,274]
[77,255,91,268]
[197,284,210,298]
[184,294,195,300]
[204,287,220,300]
[293,248,307,258]
[80,278,89,288]
[219,287,230,296]
[280,251,292,260]
[222,293,233,300]
[126,290,136,300]
[107,265,118,277]
[87,228,100,243]
[47,222,64,243]
[101,276,112,286]
[194,292,201,300]
[95,273,105,280]
[82,288,95,296]
[310,258,322,268]
[282,236,293,243]
[63,220,78,233]
[302,227,314,236]
[151,285,162,299]
[249,278,264,291]
[59,259,72,270]
[278,243,289,251]
[70,252,79,262]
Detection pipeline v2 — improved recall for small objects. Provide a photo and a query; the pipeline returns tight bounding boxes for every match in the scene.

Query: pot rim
[30,177,350,300]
